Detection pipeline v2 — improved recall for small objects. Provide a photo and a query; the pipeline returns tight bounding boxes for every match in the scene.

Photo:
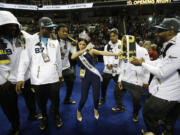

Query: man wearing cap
[0,11,41,135]
[56,24,76,104]
[130,18,180,135]
[99,28,122,106]
[16,17,63,130]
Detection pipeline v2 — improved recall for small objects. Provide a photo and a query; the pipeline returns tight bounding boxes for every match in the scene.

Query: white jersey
[103,40,121,75]
[118,44,150,86]
[17,33,62,85]
[59,39,76,70]
[0,32,31,85]
[0,11,29,85]
[142,36,180,102]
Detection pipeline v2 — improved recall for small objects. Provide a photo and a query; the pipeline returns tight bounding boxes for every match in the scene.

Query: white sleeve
[103,45,110,65]
[0,64,10,81]
[17,38,32,81]
[56,44,62,78]
[142,63,162,78]
[70,43,77,54]
[142,46,180,79]
[142,49,150,84]
[0,72,7,84]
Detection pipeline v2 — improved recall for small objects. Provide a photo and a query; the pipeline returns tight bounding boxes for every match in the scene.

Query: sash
[79,53,103,82]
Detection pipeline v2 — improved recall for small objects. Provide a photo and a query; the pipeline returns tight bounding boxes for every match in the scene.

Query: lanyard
[58,38,67,50]
[38,35,50,63]
[39,35,49,55]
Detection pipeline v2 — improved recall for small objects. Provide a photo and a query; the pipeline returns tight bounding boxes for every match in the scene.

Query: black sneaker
[39,117,48,131]
[112,105,125,112]
[55,115,63,128]
[158,119,166,126]
[8,128,20,135]
[162,130,173,135]
[28,113,43,121]
[98,98,106,105]
[64,99,76,104]
[132,114,139,123]
[50,105,55,114]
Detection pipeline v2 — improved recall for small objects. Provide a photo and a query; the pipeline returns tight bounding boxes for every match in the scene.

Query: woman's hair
[77,38,88,50]
[78,38,88,45]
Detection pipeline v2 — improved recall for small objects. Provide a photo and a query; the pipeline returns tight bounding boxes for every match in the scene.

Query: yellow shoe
[94,109,99,120]
[77,110,82,122]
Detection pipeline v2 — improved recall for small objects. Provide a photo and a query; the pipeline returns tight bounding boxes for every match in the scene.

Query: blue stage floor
[0,62,180,135]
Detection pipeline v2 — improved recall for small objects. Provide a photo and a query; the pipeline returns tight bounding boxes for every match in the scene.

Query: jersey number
[6,49,12,55]
[35,47,44,53]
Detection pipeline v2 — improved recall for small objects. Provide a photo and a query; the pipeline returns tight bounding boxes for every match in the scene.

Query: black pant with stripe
[101,72,119,100]
[114,81,143,116]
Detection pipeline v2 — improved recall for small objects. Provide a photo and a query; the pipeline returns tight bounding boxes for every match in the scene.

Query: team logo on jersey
[169,55,177,59]
[49,43,55,48]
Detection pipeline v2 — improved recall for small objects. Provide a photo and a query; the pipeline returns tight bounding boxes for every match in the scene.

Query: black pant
[33,82,60,117]
[165,103,180,126]
[78,71,100,111]
[114,81,143,115]
[62,68,75,101]
[0,83,19,130]
[163,103,180,134]
[21,79,37,115]
[143,95,178,135]
[101,72,119,100]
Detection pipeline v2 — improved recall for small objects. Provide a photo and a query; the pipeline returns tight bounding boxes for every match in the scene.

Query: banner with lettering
[120,35,136,62]
[0,2,93,10]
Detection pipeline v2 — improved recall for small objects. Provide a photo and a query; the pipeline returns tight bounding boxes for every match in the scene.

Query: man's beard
[4,29,20,38]
[154,36,167,56]
[42,32,51,38]
[154,36,166,49]
[111,40,118,44]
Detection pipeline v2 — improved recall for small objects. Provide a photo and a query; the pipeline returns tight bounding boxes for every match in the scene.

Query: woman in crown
[71,31,122,122]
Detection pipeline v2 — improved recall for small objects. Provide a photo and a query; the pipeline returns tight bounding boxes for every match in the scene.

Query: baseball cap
[154,18,180,32]
[109,28,119,35]
[38,17,57,28]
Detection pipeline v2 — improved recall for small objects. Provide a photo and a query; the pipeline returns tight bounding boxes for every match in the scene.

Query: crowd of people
[0,10,180,135]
